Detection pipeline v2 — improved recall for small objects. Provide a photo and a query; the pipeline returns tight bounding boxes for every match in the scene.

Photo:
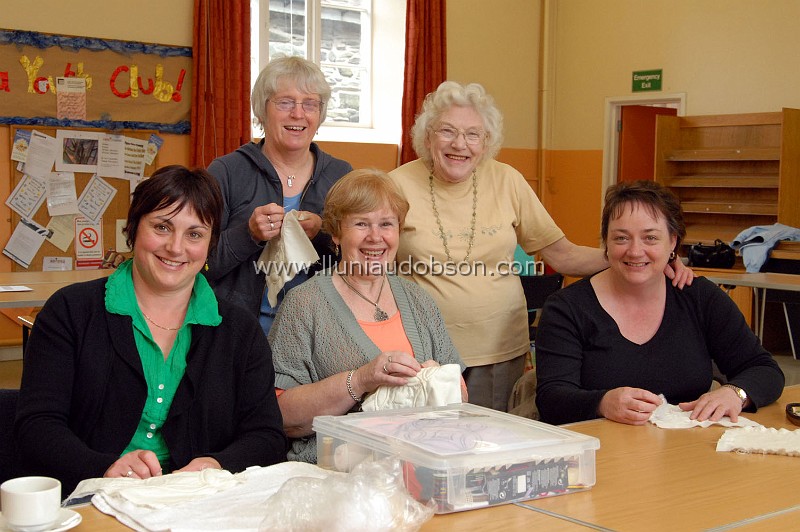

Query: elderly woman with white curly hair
[389,81,693,411]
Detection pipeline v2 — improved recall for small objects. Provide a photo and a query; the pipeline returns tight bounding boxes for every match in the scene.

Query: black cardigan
[14,278,287,495]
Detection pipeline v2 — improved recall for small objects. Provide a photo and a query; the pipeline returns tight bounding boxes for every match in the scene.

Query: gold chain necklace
[429,170,478,263]
[141,311,182,331]
[338,273,389,321]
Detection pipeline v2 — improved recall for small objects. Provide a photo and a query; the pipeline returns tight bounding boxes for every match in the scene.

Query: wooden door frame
[601,93,687,198]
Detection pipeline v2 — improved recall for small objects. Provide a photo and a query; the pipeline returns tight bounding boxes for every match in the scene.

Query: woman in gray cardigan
[268,169,465,463]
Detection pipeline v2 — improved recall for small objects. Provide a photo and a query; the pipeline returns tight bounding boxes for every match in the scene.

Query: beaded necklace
[428,170,478,263]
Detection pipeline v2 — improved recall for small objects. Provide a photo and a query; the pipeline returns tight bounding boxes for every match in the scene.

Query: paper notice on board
[5,174,47,219]
[124,136,148,180]
[74,216,103,261]
[11,129,32,163]
[77,174,116,223]
[56,77,87,120]
[144,134,163,165]
[43,256,73,271]
[97,134,124,178]
[46,214,76,252]
[25,130,59,180]
[46,172,79,216]
[55,130,100,173]
[2,219,52,269]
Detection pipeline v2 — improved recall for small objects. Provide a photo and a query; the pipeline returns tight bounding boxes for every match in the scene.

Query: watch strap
[723,384,747,405]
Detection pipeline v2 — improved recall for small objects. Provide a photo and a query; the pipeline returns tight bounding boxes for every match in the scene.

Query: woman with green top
[15,166,287,496]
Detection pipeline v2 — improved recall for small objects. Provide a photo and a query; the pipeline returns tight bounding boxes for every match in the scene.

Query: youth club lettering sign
[0,30,191,133]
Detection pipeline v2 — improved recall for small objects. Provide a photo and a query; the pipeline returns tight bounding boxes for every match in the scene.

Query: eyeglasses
[269,98,324,113]
[431,126,486,145]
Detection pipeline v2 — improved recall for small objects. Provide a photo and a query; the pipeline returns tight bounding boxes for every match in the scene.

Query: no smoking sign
[74,216,103,260]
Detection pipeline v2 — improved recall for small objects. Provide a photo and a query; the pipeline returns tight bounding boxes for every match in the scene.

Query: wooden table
[0,270,112,308]
[704,271,800,358]
[520,385,800,531]
[71,386,800,531]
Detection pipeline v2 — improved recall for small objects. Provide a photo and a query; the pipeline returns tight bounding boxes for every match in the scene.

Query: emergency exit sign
[632,69,662,92]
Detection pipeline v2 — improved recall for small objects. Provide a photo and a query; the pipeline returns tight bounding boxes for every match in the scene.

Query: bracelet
[346,369,362,403]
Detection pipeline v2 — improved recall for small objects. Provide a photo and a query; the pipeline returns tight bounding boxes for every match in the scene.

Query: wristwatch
[723,384,748,405]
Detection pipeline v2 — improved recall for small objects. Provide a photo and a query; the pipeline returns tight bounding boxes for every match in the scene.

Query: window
[252,0,405,144]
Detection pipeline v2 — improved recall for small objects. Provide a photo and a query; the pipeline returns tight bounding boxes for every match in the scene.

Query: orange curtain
[191,0,252,168]
[400,0,447,165]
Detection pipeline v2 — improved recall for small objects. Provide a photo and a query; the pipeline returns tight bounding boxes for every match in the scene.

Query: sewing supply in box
[313,403,599,513]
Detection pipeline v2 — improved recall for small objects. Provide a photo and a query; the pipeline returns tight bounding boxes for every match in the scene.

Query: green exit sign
[632,69,662,92]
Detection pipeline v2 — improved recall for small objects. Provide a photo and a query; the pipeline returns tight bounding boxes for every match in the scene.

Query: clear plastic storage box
[313,403,600,513]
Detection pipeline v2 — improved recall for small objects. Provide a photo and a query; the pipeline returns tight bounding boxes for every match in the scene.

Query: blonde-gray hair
[410,81,504,165]
[251,55,332,130]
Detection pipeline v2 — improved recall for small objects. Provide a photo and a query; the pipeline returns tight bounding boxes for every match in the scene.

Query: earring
[334,244,340,256]
[669,251,676,262]
[204,261,209,271]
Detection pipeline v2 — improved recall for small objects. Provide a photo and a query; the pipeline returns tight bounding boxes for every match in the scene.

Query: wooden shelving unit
[655,109,800,247]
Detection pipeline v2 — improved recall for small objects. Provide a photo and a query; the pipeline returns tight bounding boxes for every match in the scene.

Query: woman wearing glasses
[206,56,352,335]
[388,81,694,411]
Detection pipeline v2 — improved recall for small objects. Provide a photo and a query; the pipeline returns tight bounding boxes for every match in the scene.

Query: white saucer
[0,509,81,532]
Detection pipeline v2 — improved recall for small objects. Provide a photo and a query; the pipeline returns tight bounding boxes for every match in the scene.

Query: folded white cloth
[258,209,319,307]
[70,469,241,509]
[361,363,463,412]
[87,463,333,532]
[647,394,761,429]
[716,426,800,456]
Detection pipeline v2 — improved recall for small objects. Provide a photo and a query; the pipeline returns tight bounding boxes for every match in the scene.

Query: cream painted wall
[551,0,800,149]
[2,0,193,46]
[446,0,540,149]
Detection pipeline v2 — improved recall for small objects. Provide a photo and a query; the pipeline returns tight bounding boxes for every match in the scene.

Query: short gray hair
[251,55,332,129]
[410,81,504,165]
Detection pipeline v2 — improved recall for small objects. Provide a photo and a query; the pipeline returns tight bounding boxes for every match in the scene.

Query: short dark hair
[601,180,686,252]
[124,165,223,254]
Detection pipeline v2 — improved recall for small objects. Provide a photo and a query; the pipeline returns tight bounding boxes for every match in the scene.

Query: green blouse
[105,260,222,469]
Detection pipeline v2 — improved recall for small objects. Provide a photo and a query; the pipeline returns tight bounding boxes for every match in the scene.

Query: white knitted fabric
[361,364,463,411]
[648,394,761,429]
[258,209,319,307]
[716,426,800,456]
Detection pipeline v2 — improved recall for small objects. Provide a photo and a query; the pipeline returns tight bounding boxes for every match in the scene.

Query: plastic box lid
[313,403,600,471]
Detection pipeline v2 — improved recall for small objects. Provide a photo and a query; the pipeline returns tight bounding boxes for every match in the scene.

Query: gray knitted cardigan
[268,272,464,462]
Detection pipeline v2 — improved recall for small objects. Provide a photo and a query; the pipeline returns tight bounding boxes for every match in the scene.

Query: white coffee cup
[0,476,61,532]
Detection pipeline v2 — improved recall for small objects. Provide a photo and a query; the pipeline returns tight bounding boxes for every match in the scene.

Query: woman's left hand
[296,211,323,240]
[664,256,695,289]
[679,387,744,422]
[174,456,222,473]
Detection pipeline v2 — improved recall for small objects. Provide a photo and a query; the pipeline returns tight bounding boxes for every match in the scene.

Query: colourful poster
[0,30,191,133]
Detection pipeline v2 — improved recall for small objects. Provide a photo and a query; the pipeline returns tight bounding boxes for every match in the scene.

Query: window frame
[252,0,404,144]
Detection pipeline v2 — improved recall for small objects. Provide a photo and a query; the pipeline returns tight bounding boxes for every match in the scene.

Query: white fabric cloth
[361,364,463,412]
[717,426,800,456]
[69,469,241,509]
[83,463,332,532]
[716,426,800,456]
[259,209,319,306]
[647,394,761,429]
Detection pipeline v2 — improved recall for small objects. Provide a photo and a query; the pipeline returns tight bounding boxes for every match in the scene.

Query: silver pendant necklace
[286,175,295,187]
[339,273,389,321]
